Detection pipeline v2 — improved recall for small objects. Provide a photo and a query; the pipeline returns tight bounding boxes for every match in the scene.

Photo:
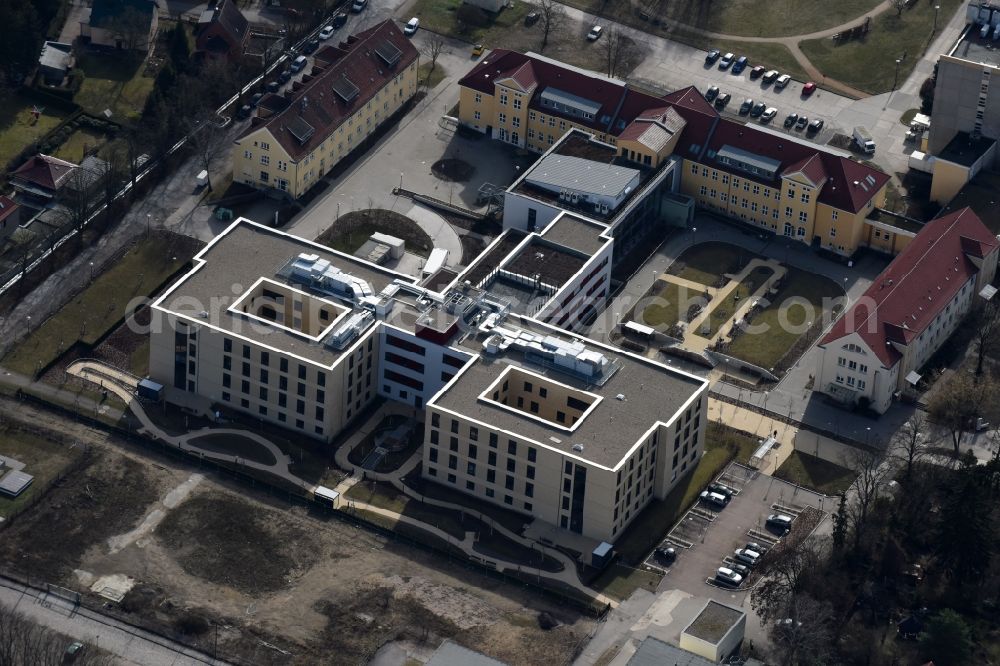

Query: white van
[290,55,308,73]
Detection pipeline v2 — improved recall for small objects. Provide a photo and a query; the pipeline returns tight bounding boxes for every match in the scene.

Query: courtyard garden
[699,265,775,339]
[722,266,843,371]
[316,209,433,258]
[669,241,760,287]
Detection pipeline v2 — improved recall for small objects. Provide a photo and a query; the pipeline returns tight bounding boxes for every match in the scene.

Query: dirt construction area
[0,398,593,665]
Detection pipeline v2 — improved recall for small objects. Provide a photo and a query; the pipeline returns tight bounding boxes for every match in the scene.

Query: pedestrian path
[66,360,619,608]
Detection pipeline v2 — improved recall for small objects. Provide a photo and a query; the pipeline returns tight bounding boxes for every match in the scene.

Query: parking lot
[647,462,829,600]
[633,46,852,147]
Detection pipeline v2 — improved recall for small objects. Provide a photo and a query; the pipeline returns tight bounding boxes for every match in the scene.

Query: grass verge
[589,562,662,601]
[773,450,856,495]
[3,237,192,376]
[418,61,448,89]
[799,0,964,95]
[613,421,751,564]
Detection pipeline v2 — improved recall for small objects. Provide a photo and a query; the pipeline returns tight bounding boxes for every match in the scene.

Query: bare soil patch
[156,492,326,596]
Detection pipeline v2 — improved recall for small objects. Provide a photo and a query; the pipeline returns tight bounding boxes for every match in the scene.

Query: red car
[802,81,817,96]
[749,65,765,80]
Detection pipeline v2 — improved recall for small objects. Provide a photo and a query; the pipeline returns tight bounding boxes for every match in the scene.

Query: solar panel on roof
[287,116,315,144]
[374,40,401,66]
[332,75,359,102]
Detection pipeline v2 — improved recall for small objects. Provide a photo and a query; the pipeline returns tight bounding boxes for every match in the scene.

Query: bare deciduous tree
[973,297,1000,376]
[768,594,837,666]
[890,413,929,482]
[537,0,566,51]
[847,448,891,550]
[0,604,115,665]
[890,0,908,17]
[928,371,997,455]
[603,27,638,79]
[106,7,151,54]
[187,115,231,193]
[751,538,823,623]
[421,36,446,81]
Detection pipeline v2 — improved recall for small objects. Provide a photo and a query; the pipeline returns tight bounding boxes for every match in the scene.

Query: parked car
[64,642,86,663]
[714,92,731,108]
[705,48,721,65]
[784,112,798,127]
[472,43,485,57]
[749,65,765,80]
[745,542,767,554]
[318,25,335,40]
[705,85,720,101]
[707,482,733,498]
[775,74,791,89]
[718,52,735,69]
[403,17,419,35]
[716,567,743,586]
[654,546,677,563]
[738,98,754,115]
[587,25,603,41]
[302,38,319,54]
[763,69,779,83]
[289,55,307,73]
[250,92,263,106]
[699,490,729,508]
[729,562,751,576]
[265,81,280,93]
[767,513,794,532]
[331,12,348,28]
[235,104,251,120]
[525,11,539,26]
[277,68,292,83]
[808,118,825,133]
[802,81,817,96]
[735,548,762,566]
[732,55,749,74]
[760,107,777,122]
[351,0,367,11]
[795,115,809,130]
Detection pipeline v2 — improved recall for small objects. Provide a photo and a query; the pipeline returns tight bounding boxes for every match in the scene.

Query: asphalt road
[0,575,228,666]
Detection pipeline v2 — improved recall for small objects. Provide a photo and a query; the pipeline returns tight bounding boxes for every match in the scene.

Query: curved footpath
[69,361,618,609]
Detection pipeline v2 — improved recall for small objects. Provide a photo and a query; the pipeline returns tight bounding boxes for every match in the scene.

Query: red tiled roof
[12,154,76,191]
[239,20,418,162]
[0,196,19,223]
[820,208,998,366]
[704,118,888,213]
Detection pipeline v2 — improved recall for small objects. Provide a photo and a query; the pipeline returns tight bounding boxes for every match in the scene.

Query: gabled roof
[215,0,248,43]
[12,154,77,191]
[704,118,888,213]
[0,196,20,224]
[820,208,998,366]
[239,20,418,162]
[90,0,155,26]
[618,106,686,153]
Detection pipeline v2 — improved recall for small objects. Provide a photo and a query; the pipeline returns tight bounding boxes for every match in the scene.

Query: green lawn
[799,0,964,94]
[636,280,691,329]
[408,0,531,44]
[774,450,856,495]
[418,61,448,89]
[590,562,663,601]
[613,422,749,564]
[672,241,760,286]
[558,0,883,38]
[700,266,774,339]
[74,54,155,121]
[52,128,108,163]
[725,267,842,370]
[0,94,69,167]
[3,239,188,376]
[0,426,79,519]
[317,210,433,258]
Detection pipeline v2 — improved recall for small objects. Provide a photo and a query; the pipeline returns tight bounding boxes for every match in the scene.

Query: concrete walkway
[67,360,315,493]
[403,202,464,268]
[66,360,619,607]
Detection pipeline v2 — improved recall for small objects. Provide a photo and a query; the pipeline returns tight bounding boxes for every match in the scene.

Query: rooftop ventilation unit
[325,310,374,350]
[572,443,585,452]
[287,253,374,303]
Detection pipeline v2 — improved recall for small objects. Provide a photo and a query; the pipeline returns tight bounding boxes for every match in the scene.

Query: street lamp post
[933,5,941,33]
[146,213,151,236]
[892,58,902,93]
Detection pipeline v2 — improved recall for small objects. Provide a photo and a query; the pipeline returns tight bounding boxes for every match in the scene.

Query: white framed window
[785,206,793,218]
[830,228,837,238]
[512,116,520,128]
[474,110,481,120]
[799,211,808,222]
[499,92,508,105]
[699,185,707,195]
[260,155,270,166]
[831,210,839,220]
[498,112,506,124]
[801,192,810,203]
[513,97,522,109]
[260,142,270,150]
[475,93,482,103]
[244,150,252,159]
